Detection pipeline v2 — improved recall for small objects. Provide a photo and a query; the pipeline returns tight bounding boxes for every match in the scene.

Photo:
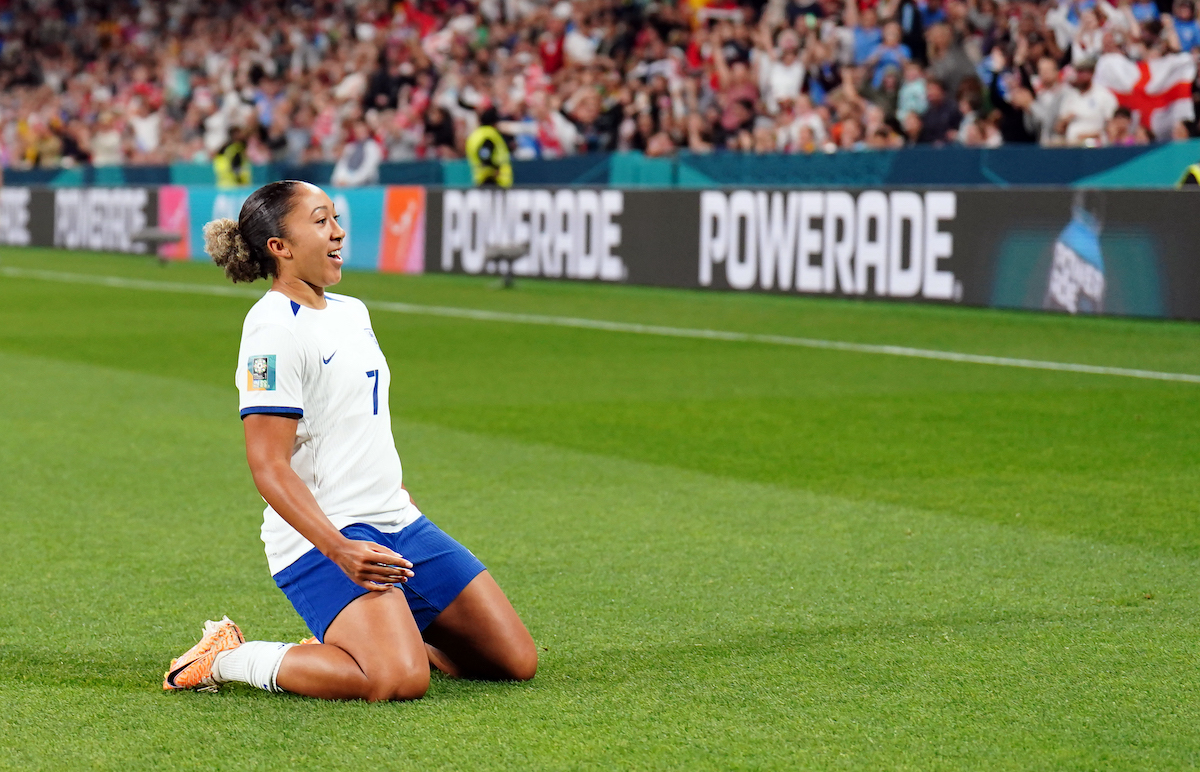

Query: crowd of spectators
[2,0,1199,173]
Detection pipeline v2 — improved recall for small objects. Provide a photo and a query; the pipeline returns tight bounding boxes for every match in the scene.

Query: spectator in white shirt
[1056,61,1118,145]
[757,29,806,114]
[1030,56,1069,144]
[564,15,599,66]
[780,93,829,148]
[331,121,383,186]
[90,111,125,166]
[1070,10,1106,65]
[127,98,162,155]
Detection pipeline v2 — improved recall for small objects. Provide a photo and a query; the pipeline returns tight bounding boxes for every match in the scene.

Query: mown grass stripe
[5,265,1198,385]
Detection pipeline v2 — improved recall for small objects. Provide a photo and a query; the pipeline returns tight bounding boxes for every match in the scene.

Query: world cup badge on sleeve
[247,354,277,391]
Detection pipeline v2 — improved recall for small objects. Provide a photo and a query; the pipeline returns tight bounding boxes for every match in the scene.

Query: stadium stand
[1,0,1198,171]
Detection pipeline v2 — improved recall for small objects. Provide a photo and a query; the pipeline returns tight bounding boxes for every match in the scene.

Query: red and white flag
[1094,53,1196,139]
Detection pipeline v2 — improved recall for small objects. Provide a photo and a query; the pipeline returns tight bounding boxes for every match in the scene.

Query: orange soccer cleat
[163,616,245,692]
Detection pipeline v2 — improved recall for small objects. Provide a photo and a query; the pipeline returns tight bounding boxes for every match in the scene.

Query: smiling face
[267,183,346,291]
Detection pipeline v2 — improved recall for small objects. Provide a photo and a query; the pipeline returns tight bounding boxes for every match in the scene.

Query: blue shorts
[273,516,486,642]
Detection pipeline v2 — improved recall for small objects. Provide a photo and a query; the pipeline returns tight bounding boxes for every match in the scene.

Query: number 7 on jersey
[366,370,379,415]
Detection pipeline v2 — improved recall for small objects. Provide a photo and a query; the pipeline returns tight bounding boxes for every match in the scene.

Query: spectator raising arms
[1,0,1198,172]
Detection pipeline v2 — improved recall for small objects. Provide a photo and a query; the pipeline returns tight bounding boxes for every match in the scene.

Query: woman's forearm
[252,461,349,557]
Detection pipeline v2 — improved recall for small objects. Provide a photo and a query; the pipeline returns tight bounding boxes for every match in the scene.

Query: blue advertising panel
[185,186,385,271]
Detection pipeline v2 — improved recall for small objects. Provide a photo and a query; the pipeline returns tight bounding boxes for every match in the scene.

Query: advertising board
[427,187,1200,321]
[5,184,1196,321]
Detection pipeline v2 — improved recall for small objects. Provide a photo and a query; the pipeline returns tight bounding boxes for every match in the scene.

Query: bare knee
[500,642,538,682]
[365,665,430,702]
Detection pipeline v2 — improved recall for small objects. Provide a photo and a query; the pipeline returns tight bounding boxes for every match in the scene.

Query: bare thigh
[277,588,430,701]
[422,571,538,681]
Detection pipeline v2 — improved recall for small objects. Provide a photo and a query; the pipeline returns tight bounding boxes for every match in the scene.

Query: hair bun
[203,218,265,283]
[204,181,303,285]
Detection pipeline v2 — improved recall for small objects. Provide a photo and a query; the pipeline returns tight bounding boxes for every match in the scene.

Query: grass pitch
[1,248,1198,770]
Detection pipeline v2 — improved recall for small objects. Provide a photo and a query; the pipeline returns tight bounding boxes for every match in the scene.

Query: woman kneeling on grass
[163,180,536,700]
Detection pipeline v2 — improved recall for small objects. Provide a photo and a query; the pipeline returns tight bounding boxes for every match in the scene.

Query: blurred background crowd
[2,0,1200,173]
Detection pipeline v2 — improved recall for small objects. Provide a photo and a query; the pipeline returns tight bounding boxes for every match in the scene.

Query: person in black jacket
[895,0,927,64]
[918,79,962,143]
[987,62,1039,143]
[364,49,418,111]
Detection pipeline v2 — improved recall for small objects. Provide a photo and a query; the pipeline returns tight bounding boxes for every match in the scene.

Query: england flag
[1094,53,1196,139]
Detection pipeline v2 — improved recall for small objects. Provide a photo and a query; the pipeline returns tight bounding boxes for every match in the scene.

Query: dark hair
[203,180,305,283]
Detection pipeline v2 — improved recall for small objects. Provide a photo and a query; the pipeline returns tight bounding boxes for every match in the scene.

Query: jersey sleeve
[237,322,306,419]
[354,298,381,346]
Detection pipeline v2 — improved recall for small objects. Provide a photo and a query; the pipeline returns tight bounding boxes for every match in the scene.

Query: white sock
[213,641,296,693]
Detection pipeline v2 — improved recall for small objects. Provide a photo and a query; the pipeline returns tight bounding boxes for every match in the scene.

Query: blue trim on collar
[291,300,301,316]
[240,406,303,419]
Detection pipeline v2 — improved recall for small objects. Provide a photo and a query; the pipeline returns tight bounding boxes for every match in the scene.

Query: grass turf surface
[0,247,1198,770]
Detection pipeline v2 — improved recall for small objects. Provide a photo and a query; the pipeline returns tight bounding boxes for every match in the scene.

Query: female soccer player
[163,181,536,701]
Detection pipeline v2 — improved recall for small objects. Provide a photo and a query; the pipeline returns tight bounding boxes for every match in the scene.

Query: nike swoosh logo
[322,352,337,365]
[166,659,195,687]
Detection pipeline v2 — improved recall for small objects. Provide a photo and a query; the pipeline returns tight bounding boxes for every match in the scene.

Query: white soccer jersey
[236,290,419,574]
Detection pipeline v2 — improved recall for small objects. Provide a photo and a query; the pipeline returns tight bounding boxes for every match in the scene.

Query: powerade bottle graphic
[1043,193,1105,314]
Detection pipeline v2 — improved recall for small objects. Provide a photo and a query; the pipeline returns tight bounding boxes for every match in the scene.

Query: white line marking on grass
[5,265,1199,385]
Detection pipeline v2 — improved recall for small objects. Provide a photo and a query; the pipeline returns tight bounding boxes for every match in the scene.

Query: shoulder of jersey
[324,291,362,306]
[243,291,301,329]
[325,292,370,316]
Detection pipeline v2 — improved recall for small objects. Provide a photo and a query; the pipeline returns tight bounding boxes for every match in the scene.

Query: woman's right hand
[328,539,415,591]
